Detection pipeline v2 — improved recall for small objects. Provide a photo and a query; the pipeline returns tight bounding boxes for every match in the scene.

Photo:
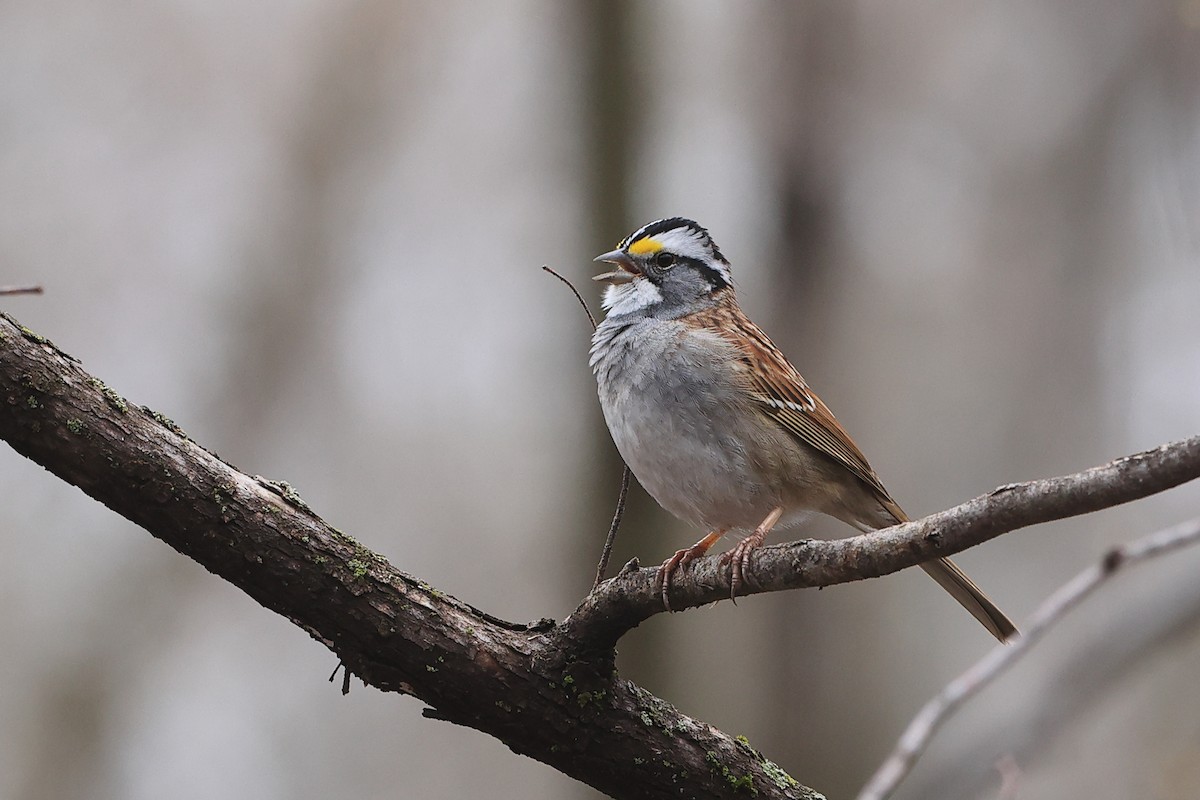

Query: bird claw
[720,542,756,602]
[653,528,734,611]
[655,547,696,612]
[723,507,783,602]
[659,538,760,609]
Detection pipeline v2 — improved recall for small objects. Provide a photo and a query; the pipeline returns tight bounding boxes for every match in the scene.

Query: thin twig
[594,465,631,588]
[542,264,630,590]
[857,516,1200,800]
[328,661,353,695]
[0,285,43,296]
[542,265,597,329]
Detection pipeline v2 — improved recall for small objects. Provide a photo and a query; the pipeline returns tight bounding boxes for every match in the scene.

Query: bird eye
[655,252,676,269]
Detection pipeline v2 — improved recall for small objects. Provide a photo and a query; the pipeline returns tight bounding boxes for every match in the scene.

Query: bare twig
[0,285,43,296]
[542,265,630,590]
[594,465,631,588]
[857,516,1200,800]
[542,265,597,329]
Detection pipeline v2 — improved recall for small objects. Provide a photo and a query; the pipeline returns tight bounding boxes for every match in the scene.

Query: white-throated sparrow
[590,217,1016,641]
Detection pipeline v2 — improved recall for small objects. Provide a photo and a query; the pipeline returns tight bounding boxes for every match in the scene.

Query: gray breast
[590,317,786,530]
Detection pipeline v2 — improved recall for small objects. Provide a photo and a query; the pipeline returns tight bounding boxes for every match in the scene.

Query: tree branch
[3,311,1198,799]
[0,313,819,800]
[553,436,1200,653]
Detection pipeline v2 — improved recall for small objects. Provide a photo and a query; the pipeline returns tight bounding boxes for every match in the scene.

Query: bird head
[593,217,732,317]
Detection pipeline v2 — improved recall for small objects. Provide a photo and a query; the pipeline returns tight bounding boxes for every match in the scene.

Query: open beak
[592,249,640,285]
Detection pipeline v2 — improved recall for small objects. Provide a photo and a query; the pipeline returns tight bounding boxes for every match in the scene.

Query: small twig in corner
[328,661,352,695]
[0,285,43,296]
[857,516,1200,800]
[541,264,629,590]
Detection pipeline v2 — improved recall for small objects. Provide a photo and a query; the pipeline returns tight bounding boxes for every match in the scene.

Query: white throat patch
[602,279,663,316]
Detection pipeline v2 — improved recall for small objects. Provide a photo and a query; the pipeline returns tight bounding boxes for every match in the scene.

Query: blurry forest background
[3,2,1200,799]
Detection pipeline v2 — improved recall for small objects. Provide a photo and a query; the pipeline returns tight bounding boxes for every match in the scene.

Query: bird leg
[722,506,784,601]
[655,529,728,612]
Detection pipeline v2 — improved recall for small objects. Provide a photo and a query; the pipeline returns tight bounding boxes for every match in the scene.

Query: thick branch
[555,438,1200,653]
[0,313,819,800]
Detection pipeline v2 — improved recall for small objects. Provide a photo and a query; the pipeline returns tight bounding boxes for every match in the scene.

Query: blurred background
[2,2,1199,798]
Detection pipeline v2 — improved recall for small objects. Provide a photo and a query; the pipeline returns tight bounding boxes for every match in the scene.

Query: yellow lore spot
[627,237,663,256]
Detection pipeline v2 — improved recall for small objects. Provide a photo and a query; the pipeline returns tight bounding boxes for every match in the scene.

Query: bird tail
[920,557,1018,642]
[876,498,1017,642]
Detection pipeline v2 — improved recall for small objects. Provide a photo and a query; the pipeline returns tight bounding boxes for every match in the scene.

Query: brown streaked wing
[688,295,903,518]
